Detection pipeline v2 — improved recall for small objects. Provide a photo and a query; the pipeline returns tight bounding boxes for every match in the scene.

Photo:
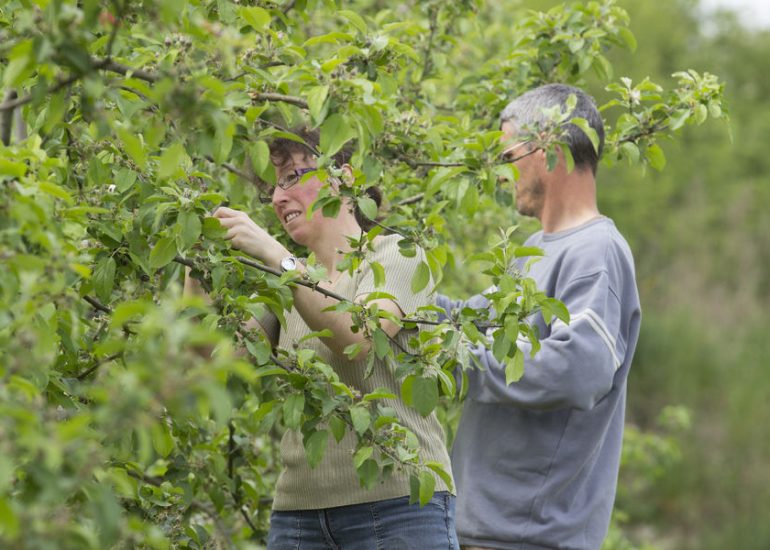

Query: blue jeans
[267,492,459,550]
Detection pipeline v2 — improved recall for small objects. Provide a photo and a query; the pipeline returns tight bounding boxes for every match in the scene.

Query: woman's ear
[340,164,354,187]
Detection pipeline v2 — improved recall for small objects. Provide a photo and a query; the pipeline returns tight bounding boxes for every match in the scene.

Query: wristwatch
[279,255,299,272]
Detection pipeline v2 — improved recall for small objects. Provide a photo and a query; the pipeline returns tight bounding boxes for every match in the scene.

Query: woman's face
[271,152,328,247]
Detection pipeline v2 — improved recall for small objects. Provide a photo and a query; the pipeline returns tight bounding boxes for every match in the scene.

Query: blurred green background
[524,1,770,548]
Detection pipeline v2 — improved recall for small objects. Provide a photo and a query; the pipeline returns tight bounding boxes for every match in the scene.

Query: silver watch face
[280,256,297,271]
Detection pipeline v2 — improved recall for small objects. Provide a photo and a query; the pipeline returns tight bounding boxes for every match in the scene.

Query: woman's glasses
[257,167,316,204]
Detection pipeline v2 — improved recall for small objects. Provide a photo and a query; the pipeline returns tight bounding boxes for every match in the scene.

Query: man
[437,83,641,550]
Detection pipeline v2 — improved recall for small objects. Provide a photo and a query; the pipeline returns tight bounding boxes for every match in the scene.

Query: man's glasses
[257,167,316,204]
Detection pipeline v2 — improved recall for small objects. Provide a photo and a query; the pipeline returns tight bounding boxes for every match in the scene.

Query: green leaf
[0,159,27,178]
[283,394,305,430]
[357,196,378,221]
[505,349,525,384]
[372,328,390,359]
[158,142,191,180]
[694,103,708,125]
[411,376,439,417]
[344,342,364,360]
[339,10,368,34]
[356,458,379,489]
[371,261,385,288]
[110,300,151,327]
[409,473,420,505]
[3,39,34,88]
[240,6,271,31]
[150,422,175,458]
[93,256,116,303]
[541,297,570,324]
[363,388,396,401]
[426,461,454,492]
[249,140,272,178]
[619,141,640,164]
[149,237,178,269]
[38,181,73,204]
[304,430,328,468]
[320,114,356,157]
[0,497,20,539]
[514,246,544,258]
[353,446,373,469]
[419,469,436,507]
[202,217,227,239]
[492,332,512,363]
[329,416,346,442]
[411,261,430,294]
[617,27,637,52]
[350,405,371,435]
[116,128,147,170]
[570,117,600,154]
[177,210,202,251]
[645,143,666,171]
[306,85,330,125]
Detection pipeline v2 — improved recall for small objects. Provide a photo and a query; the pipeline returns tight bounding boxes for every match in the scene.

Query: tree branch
[0,56,160,113]
[0,89,16,145]
[420,7,440,82]
[0,73,82,112]
[104,0,126,61]
[249,92,308,109]
[76,352,123,380]
[101,58,159,83]
[404,160,467,168]
[84,295,113,314]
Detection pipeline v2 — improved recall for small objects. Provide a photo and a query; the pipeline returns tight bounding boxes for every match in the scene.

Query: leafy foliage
[0,0,725,547]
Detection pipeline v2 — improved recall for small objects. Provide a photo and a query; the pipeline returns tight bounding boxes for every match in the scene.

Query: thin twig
[101,58,159,83]
[405,160,467,168]
[76,352,123,380]
[203,155,253,182]
[235,255,349,303]
[254,119,322,158]
[282,0,297,16]
[394,193,424,207]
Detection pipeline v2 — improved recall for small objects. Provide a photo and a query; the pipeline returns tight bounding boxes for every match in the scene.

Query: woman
[212,129,458,549]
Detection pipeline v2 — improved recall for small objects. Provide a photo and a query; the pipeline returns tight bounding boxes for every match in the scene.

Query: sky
[700,0,770,28]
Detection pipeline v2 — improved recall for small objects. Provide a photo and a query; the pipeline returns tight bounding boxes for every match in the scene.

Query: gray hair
[499,83,605,175]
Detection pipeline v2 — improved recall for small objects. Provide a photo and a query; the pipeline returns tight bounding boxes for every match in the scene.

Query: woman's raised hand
[213,206,287,266]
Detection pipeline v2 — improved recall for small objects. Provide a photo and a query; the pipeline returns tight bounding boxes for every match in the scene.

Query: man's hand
[213,206,288,267]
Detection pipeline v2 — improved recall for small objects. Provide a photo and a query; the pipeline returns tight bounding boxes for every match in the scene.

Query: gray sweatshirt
[437,217,641,550]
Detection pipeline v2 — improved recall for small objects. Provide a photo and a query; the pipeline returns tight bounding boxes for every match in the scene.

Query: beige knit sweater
[271,234,453,510]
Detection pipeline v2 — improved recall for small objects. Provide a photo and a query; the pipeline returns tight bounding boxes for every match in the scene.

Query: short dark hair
[499,84,605,175]
[267,126,382,231]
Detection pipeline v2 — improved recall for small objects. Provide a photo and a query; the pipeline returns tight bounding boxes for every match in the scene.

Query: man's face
[500,121,545,220]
